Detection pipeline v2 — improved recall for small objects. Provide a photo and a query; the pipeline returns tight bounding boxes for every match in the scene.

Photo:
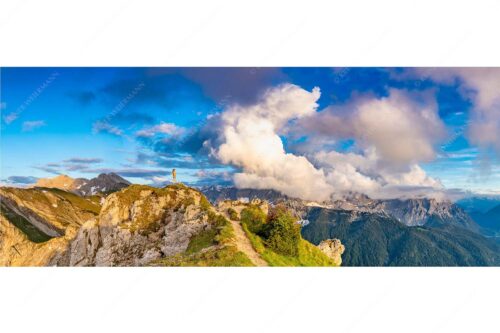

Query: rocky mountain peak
[379,197,474,228]
[75,173,130,196]
[35,174,76,191]
[96,172,126,182]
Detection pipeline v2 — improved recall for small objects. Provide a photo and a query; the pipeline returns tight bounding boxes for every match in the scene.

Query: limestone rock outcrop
[60,185,212,266]
[0,187,98,266]
[317,239,345,266]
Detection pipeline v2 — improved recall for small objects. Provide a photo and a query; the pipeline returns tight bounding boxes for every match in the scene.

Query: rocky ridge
[0,187,100,266]
[61,184,214,266]
[201,186,480,232]
[34,173,131,196]
[0,184,263,266]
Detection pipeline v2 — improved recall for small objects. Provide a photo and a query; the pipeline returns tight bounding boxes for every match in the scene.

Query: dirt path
[226,216,268,267]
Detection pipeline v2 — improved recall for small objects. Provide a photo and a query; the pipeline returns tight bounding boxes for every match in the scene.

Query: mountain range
[1,179,498,266]
[201,186,481,231]
[201,185,500,266]
[34,173,131,196]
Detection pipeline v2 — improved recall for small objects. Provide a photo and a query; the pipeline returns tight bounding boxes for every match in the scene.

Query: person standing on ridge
[172,168,177,183]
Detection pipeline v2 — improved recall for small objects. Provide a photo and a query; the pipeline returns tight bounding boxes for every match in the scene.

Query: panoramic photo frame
[1,67,499,267]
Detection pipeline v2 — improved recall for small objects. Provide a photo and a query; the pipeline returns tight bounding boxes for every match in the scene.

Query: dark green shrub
[262,205,300,256]
[240,206,266,234]
[227,207,239,220]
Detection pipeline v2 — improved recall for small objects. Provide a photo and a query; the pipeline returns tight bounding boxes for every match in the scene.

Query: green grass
[185,227,218,254]
[166,183,188,190]
[40,187,101,215]
[242,223,338,266]
[199,195,211,212]
[0,201,53,243]
[214,217,235,245]
[152,245,254,267]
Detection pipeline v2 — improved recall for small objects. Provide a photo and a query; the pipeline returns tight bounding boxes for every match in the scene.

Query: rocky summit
[76,172,131,196]
[62,184,216,266]
[35,174,85,192]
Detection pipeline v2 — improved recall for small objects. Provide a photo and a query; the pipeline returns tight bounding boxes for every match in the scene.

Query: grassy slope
[241,223,337,266]
[154,245,253,267]
[0,200,53,243]
[39,187,101,215]
[1,187,101,243]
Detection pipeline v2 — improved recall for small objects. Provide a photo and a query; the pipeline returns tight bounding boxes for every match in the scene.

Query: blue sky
[1,67,499,197]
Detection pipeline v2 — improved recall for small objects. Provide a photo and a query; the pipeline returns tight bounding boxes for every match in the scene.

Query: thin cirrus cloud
[92,121,124,136]
[2,176,39,185]
[33,165,61,175]
[63,158,103,164]
[135,122,185,138]
[80,168,167,178]
[22,120,46,132]
[33,158,104,174]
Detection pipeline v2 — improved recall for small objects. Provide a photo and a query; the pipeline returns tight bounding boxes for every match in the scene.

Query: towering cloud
[212,84,448,201]
[214,84,333,201]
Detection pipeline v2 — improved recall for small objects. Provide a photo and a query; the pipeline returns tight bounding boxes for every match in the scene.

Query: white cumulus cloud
[295,89,447,165]
[215,84,332,201]
[211,84,447,201]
